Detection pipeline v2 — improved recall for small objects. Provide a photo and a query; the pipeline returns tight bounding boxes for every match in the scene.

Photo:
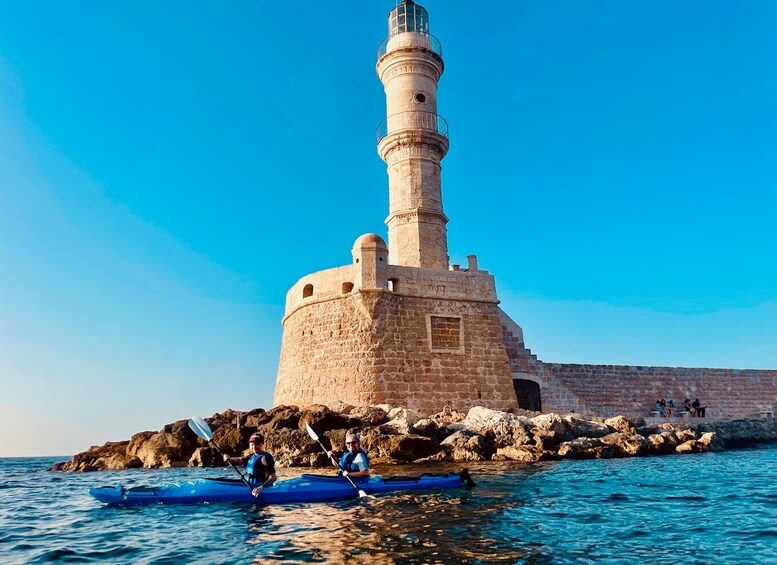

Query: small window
[302,284,313,298]
[387,278,399,292]
[342,282,354,294]
[415,93,426,103]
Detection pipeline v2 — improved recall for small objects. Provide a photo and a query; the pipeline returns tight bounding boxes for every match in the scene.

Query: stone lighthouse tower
[377,0,449,270]
[273,1,519,415]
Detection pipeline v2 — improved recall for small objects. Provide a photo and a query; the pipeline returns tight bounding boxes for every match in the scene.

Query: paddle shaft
[311,436,365,495]
[208,440,266,503]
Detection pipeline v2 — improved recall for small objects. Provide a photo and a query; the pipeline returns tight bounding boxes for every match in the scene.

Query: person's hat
[249,433,264,444]
[345,433,360,443]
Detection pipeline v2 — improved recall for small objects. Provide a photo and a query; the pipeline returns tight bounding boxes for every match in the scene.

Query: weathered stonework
[273,1,776,420]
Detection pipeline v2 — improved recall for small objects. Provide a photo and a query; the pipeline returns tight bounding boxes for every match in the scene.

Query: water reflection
[245,462,544,563]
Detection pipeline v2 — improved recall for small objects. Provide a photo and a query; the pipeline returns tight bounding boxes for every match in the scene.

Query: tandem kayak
[90,469,474,506]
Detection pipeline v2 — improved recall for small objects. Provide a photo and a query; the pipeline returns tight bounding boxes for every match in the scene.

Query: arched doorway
[513,379,542,412]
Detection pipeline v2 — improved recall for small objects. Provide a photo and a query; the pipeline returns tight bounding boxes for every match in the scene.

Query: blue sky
[1,1,775,456]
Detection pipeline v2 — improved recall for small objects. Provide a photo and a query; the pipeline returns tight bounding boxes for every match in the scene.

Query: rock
[211,425,256,455]
[129,430,196,468]
[188,447,223,467]
[378,418,413,435]
[440,431,491,461]
[411,418,443,439]
[372,403,393,413]
[243,409,270,428]
[692,419,777,448]
[388,407,423,426]
[697,431,724,452]
[604,416,637,435]
[636,424,661,437]
[462,406,514,431]
[264,428,320,467]
[530,413,574,448]
[600,433,648,457]
[349,405,390,426]
[676,440,702,454]
[493,445,551,462]
[51,440,137,472]
[646,431,681,454]
[263,405,301,431]
[557,437,615,460]
[364,433,441,463]
[298,404,354,435]
[564,415,611,439]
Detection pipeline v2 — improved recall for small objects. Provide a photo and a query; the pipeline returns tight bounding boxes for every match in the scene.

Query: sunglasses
[345,441,358,445]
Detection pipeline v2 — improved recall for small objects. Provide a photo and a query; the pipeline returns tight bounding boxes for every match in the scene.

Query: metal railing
[377,33,442,60]
[376,111,449,143]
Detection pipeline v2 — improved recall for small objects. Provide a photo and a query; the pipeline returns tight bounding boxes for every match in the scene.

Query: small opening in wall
[415,93,426,103]
[303,284,313,298]
[379,257,383,262]
[342,282,354,294]
[387,278,399,292]
[356,258,360,263]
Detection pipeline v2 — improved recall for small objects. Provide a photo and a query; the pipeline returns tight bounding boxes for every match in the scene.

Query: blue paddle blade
[188,416,213,442]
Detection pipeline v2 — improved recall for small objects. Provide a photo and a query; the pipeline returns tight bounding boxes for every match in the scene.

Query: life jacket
[246,452,274,483]
[339,448,369,473]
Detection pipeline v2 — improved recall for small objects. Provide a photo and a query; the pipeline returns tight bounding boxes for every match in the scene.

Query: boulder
[646,431,681,454]
[676,440,703,454]
[364,433,441,463]
[530,413,574,448]
[243,408,270,428]
[600,433,648,457]
[377,418,413,435]
[51,440,139,472]
[298,404,354,435]
[697,431,724,452]
[411,418,444,440]
[349,405,390,427]
[264,428,320,467]
[557,437,615,460]
[604,416,637,435]
[188,447,223,467]
[129,431,196,468]
[440,431,491,461]
[493,445,551,462]
[263,405,301,431]
[564,415,611,439]
[461,406,514,431]
[211,425,256,455]
[388,407,423,426]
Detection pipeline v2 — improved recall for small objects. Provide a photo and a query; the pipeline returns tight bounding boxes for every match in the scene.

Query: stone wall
[500,312,777,419]
[275,288,518,415]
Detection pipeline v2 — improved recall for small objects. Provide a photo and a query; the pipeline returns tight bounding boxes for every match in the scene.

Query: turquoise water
[1,446,776,563]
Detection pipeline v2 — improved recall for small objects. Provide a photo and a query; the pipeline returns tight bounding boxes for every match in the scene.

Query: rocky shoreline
[51,405,777,472]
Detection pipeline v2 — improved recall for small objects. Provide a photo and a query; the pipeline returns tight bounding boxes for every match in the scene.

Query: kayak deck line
[90,469,474,506]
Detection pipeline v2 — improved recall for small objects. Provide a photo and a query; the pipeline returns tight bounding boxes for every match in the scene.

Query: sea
[1,445,776,564]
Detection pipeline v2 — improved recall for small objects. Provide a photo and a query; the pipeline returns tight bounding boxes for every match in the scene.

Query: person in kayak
[224,432,276,497]
[327,432,370,478]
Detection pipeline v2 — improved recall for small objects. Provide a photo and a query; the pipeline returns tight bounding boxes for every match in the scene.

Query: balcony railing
[377,111,449,143]
[377,33,442,60]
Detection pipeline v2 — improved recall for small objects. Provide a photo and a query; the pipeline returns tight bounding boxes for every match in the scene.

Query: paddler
[224,432,276,497]
[327,432,370,478]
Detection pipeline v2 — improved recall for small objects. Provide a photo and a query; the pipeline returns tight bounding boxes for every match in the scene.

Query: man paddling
[327,433,370,479]
[224,432,276,497]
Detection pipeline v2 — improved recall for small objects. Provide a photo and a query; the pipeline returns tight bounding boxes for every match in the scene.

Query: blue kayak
[89,470,474,506]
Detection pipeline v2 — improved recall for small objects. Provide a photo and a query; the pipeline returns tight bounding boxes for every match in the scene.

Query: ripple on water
[1,449,776,563]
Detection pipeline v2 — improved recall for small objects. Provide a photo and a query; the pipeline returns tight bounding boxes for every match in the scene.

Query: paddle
[188,416,265,503]
[304,423,368,498]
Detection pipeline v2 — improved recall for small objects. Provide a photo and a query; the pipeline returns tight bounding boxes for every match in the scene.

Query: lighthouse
[377,0,449,270]
[273,1,520,415]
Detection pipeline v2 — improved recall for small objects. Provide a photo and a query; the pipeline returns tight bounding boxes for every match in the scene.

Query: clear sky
[1,1,775,457]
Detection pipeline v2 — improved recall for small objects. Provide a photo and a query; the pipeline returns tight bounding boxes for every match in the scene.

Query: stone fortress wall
[503,324,777,419]
[275,235,518,415]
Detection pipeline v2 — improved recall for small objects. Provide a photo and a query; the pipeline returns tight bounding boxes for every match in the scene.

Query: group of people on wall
[652,397,707,418]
